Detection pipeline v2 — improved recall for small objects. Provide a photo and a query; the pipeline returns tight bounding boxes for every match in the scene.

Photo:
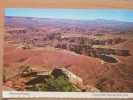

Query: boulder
[51,67,83,87]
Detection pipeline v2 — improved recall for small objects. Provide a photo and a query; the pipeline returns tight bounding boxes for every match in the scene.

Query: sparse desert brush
[27,75,78,92]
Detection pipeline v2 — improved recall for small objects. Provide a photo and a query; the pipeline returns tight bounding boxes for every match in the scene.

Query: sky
[5,8,133,22]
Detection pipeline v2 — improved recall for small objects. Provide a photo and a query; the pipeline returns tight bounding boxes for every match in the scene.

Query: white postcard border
[3,91,133,98]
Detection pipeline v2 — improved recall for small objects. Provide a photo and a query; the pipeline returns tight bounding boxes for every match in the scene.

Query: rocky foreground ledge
[4,66,100,92]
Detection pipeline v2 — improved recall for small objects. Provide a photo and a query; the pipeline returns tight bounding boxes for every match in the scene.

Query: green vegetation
[28,75,78,92]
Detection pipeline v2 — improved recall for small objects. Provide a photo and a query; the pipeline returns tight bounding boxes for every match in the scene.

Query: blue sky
[5,8,133,22]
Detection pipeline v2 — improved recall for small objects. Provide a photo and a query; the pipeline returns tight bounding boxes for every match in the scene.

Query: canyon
[3,16,133,92]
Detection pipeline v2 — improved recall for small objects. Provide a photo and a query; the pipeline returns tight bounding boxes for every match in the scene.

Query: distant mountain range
[5,16,133,32]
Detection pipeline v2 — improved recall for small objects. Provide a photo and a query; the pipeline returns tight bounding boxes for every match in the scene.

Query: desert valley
[3,16,133,92]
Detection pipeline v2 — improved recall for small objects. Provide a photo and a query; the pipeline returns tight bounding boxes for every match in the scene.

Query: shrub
[28,75,78,92]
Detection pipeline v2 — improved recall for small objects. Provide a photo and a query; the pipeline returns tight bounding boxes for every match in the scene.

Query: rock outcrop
[5,66,100,92]
[52,67,83,87]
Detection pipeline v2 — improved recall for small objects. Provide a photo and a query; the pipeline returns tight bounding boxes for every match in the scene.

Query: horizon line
[5,15,133,23]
